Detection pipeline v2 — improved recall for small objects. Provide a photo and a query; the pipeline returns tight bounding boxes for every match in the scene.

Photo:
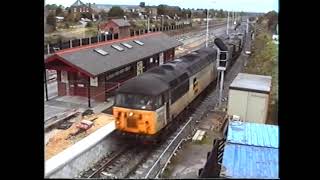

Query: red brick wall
[89,75,105,102]
[119,27,130,39]
[100,21,120,34]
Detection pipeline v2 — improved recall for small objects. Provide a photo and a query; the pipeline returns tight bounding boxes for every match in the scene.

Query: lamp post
[206,9,209,47]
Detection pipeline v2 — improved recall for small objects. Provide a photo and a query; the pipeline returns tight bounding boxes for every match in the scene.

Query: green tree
[108,6,124,18]
[181,9,191,19]
[47,12,56,30]
[86,21,93,27]
[217,9,224,18]
[45,4,58,10]
[81,12,92,19]
[157,4,167,15]
[266,11,278,33]
[99,10,108,20]
[64,22,70,29]
[139,2,145,7]
[64,12,74,22]
[55,7,63,16]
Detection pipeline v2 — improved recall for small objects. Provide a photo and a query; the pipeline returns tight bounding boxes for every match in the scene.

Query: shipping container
[227,73,272,124]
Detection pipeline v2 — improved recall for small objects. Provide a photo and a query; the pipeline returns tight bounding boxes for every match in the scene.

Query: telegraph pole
[246,18,249,33]
[227,11,229,35]
[206,9,209,47]
[147,14,150,33]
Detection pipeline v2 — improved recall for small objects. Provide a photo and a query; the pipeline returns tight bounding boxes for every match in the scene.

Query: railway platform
[45,113,116,178]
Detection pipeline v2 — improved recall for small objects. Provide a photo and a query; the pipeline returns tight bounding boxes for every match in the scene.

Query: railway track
[128,26,248,179]
[79,24,247,179]
[80,143,155,179]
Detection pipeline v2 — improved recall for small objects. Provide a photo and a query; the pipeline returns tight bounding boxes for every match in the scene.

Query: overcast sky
[45,0,278,13]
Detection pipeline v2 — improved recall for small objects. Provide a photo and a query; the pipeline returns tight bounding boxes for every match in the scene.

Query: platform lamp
[214,38,229,108]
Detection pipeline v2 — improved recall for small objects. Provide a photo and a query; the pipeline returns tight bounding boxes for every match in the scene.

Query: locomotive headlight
[116,120,120,125]
[129,112,134,117]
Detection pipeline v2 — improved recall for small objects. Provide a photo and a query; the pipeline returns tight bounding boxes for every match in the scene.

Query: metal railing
[44,24,192,55]
[144,117,196,178]
[156,139,185,178]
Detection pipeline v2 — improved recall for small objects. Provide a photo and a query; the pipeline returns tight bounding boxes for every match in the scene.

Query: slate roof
[45,32,182,77]
[71,0,85,7]
[111,19,131,27]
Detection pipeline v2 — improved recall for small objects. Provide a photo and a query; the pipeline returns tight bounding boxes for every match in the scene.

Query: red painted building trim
[45,54,94,77]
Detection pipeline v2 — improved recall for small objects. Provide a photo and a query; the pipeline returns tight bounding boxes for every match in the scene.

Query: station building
[44,32,182,107]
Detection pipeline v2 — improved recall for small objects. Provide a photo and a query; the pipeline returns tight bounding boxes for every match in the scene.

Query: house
[99,19,131,39]
[70,0,93,14]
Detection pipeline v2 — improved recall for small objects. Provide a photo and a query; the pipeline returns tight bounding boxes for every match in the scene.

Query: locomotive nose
[113,107,156,135]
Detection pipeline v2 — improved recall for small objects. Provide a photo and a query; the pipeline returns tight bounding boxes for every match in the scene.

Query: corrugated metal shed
[227,121,278,148]
[221,121,279,179]
[229,73,272,94]
[221,144,279,179]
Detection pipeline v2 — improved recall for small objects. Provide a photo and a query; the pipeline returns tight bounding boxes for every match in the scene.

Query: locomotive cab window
[115,94,163,110]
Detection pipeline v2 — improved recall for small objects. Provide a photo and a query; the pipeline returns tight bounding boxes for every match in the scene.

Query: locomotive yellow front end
[113,106,158,135]
[113,93,166,136]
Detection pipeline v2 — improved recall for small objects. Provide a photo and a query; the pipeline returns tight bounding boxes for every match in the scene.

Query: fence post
[47,44,50,54]
[70,40,72,48]
[97,35,100,42]
[80,38,82,46]
[89,37,91,44]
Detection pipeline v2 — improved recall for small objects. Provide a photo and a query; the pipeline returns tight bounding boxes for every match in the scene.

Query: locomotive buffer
[214,38,229,107]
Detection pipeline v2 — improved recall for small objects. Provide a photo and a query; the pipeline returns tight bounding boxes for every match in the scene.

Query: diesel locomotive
[112,32,245,142]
